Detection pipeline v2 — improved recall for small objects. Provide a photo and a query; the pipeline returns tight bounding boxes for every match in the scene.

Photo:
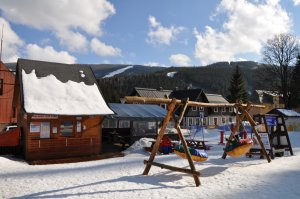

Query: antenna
[0,24,4,62]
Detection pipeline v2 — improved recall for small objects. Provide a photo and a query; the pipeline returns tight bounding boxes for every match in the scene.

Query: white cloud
[57,30,88,52]
[147,16,184,45]
[0,17,24,62]
[26,44,76,64]
[194,0,291,65]
[0,0,115,51]
[293,0,300,6]
[91,38,121,57]
[169,54,191,66]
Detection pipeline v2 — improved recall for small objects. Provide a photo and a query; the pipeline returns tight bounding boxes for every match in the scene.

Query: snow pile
[22,69,114,115]
[122,137,154,155]
[103,65,133,78]
[1,129,300,198]
[167,71,177,77]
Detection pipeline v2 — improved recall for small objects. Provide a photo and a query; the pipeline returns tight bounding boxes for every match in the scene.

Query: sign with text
[252,133,271,150]
[265,116,277,126]
[30,122,40,133]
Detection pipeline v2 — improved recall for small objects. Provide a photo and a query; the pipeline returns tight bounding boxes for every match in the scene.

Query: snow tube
[174,145,208,162]
[225,138,253,158]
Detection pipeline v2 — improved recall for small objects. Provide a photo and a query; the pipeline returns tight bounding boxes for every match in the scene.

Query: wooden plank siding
[0,62,16,130]
[22,115,103,161]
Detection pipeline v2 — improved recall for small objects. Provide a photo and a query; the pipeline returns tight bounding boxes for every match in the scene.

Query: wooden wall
[0,62,16,130]
[21,115,103,161]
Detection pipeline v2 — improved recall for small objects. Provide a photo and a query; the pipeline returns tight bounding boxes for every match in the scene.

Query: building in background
[0,61,16,131]
[13,59,113,161]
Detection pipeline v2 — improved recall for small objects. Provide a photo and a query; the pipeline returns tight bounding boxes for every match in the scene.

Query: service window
[119,120,130,128]
[102,119,117,128]
[60,121,74,136]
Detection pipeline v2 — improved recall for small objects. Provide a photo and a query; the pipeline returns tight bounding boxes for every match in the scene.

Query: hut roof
[16,58,113,116]
[108,103,168,121]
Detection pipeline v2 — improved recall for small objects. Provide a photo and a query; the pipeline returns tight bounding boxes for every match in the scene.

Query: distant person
[160,135,173,154]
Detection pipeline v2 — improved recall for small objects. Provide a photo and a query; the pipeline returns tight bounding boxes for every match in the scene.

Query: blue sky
[0,0,299,66]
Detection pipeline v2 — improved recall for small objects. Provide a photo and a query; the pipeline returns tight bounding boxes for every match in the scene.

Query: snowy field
[1,129,300,199]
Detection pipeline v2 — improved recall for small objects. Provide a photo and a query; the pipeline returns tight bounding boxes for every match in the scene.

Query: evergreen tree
[228,65,248,103]
[290,55,300,108]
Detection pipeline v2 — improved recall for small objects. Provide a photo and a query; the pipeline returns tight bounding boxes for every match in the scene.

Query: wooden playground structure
[125,96,270,186]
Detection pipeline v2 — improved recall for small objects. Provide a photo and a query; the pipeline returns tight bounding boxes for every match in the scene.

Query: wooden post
[143,98,177,175]
[244,110,271,163]
[172,98,201,186]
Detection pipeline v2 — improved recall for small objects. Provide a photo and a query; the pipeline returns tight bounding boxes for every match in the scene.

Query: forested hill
[97,61,267,103]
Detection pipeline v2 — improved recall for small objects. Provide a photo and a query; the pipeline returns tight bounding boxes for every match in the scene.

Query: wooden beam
[143,160,200,177]
[143,98,177,176]
[124,96,265,109]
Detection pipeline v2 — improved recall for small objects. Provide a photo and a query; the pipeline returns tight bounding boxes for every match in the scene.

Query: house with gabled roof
[205,93,235,127]
[129,87,172,109]
[0,61,17,131]
[13,58,114,161]
[250,90,284,116]
[169,88,208,128]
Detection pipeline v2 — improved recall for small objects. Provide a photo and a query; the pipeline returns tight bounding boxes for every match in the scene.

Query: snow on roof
[103,65,133,78]
[276,109,300,117]
[205,93,229,103]
[22,69,114,115]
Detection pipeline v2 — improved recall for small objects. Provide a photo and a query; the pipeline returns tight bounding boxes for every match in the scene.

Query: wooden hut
[0,61,17,131]
[13,59,113,161]
[102,103,169,148]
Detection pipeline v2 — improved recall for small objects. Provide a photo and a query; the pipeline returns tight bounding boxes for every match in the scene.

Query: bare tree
[262,33,299,108]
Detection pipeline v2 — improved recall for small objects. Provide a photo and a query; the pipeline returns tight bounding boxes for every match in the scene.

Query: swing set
[125,96,270,186]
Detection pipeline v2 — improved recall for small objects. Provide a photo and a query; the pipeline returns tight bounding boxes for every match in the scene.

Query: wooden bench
[185,139,210,150]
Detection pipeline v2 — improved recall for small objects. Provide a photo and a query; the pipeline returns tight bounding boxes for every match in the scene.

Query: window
[214,107,218,112]
[229,117,233,123]
[195,118,200,125]
[60,121,73,136]
[189,118,193,126]
[199,107,204,111]
[0,79,3,95]
[192,106,197,111]
[119,120,130,128]
[222,107,226,112]
[102,119,117,128]
[222,117,226,123]
[229,107,233,112]
[160,104,167,109]
[76,121,82,133]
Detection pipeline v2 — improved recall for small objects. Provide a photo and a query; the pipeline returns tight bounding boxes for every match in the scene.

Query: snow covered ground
[1,129,300,199]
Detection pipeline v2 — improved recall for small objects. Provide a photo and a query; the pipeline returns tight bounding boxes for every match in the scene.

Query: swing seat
[225,138,253,158]
[174,145,208,162]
